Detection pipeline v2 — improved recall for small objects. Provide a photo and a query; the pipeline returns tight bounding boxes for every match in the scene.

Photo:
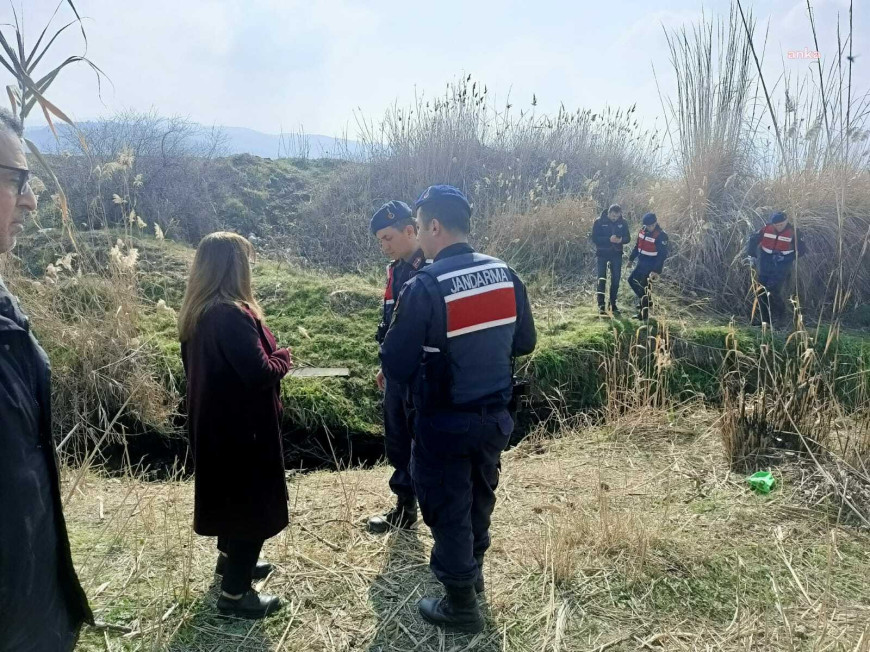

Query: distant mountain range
[24,123,361,159]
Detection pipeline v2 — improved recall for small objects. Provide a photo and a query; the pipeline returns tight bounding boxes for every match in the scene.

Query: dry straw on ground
[68,407,870,651]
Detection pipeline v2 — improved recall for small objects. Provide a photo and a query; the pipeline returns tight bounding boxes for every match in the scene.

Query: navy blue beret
[769,211,787,224]
[414,185,472,216]
[642,212,657,226]
[370,200,414,235]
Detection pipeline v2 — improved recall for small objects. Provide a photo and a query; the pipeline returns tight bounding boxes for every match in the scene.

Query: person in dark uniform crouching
[368,200,428,533]
[628,212,669,320]
[745,211,806,328]
[380,185,537,633]
[590,203,630,315]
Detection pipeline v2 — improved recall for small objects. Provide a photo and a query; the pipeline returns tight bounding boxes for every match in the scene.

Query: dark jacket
[380,243,536,411]
[629,225,670,274]
[589,211,631,256]
[376,248,428,344]
[181,303,292,540]
[0,278,92,650]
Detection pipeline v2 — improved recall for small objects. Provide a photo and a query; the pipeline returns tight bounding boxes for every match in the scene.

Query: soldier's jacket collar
[434,242,474,262]
[408,248,426,270]
[392,248,428,270]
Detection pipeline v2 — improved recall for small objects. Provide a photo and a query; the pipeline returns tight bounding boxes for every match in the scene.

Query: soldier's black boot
[217,589,282,619]
[474,556,485,594]
[610,303,621,317]
[418,585,484,634]
[367,496,417,534]
[598,304,607,316]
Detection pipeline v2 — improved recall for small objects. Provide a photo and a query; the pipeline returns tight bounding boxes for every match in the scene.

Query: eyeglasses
[0,163,31,195]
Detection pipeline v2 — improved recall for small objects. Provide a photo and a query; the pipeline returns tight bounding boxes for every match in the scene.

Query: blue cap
[415,185,472,216]
[370,200,414,235]
[642,212,657,226]
[769,211,787,224]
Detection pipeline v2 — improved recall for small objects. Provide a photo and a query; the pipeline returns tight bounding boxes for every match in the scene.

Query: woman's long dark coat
[181,302,292,540]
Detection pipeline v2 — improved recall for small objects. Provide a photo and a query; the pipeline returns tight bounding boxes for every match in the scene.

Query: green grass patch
[13,231,870,442]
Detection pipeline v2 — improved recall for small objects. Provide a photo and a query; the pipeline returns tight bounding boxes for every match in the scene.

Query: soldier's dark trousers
[596,255,622,308]
[217,537,265,595]
[628,265,654,315]
[384,379,415,500]
[757,270,788,325]
[411,407,513,588]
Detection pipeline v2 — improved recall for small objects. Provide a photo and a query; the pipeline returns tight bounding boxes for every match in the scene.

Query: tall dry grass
[4,146,180,459]
[295,75,662,269]
[721,308,870,526]
[696,3,870,521]
[600,320,677,422]
[484,197,598,276]
[656,2,870,317]
[2,256,176,453]
[285,4,870,325]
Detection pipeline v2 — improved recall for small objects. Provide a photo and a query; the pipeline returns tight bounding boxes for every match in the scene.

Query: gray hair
[0,108,24,138]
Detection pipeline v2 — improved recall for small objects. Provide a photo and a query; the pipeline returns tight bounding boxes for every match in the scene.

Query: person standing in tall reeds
[590,204,631,315]
[0,108,93,650]
[745,212,806,328]
[178,232,292,620]
[628,213,669,320]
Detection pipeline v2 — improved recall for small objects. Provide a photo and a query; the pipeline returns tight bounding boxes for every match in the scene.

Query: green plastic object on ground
[747,471,776,494]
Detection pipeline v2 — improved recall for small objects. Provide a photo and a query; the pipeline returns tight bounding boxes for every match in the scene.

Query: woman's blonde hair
[177,232,262,342]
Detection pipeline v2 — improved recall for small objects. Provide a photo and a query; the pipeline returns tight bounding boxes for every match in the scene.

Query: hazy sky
[11,0,868,137]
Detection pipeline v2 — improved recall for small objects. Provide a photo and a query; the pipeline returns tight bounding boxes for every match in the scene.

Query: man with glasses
[0,108,93,651]
[0,135,32,251]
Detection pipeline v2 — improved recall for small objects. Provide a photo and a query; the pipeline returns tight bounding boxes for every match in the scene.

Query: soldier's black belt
[449,403,508,417]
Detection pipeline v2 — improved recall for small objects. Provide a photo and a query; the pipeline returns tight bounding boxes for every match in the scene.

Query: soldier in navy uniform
[590,204,630,315]
[627,213,669,320]
[380,185,536,633]
[368,200,429,533]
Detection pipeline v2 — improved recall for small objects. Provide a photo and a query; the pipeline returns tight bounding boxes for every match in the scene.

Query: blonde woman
[178,232,292,619]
